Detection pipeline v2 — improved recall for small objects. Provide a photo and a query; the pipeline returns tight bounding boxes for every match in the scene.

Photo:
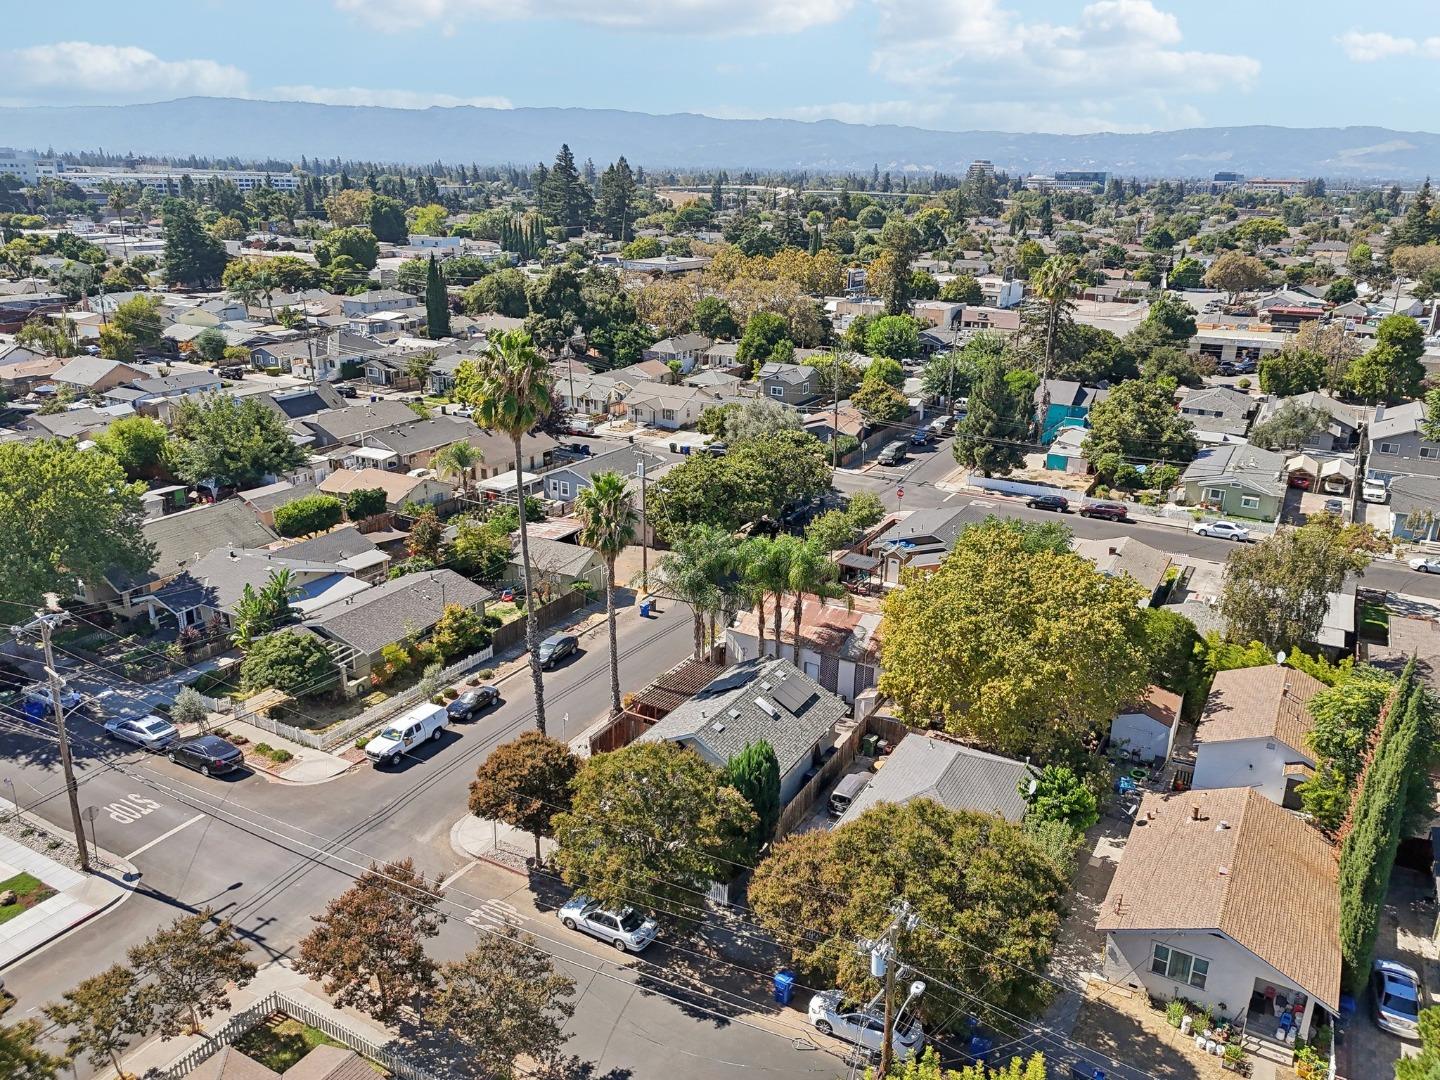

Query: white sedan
[557,895,658,952]
[1410,557,1440,574]
[807,990,925,1061]
[104,714,178,751]
[1193,520,1251,542]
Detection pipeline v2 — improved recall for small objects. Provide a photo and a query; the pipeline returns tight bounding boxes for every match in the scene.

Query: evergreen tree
[1395,178,1438,247]
[540,144,592,235]
[808,226,822,255]
[425,253,450,339]
[161,197,228,287]
[597,157,637,241]
[711,173,723,210]
[952,356,1026,477]
[724,740,781,857]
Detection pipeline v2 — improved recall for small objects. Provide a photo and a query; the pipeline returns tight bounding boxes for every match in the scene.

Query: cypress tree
[424,254,450,340]
[808,226,822,256]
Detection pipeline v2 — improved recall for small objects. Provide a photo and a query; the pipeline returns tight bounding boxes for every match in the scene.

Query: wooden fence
[773,720,866,839]
[488,589,590,652]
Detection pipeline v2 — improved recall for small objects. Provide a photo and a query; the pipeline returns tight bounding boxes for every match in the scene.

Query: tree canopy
[168,394,307,489]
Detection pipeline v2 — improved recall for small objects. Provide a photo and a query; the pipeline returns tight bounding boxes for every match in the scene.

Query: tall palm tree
[455,330,555,732]
[743,536,794,660]
[651,525,739,660]
[255,267,280,324]
[1030,253,1080,439]
[575,471,637,716]
[432,440,481,500]
[786,540,848,667]
[228,275,260,317]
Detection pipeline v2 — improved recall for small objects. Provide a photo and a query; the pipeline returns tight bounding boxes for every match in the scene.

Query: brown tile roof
[185,1046,280,1080]
[1197,665,1322,752]
[281,1046,375,1080]
[632,659,725,715]
[1096,787,1340,1009]
[1131,685,1182,729]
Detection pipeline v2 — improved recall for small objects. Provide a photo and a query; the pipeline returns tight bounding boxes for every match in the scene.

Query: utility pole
[28,597,90,873]
[861,899,923,1078]
[638,461,649,591]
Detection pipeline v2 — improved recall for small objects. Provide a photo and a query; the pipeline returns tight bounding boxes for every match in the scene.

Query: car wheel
[167,751,177,762]
[613,938,629,952]
[816,1020,833,1035]
[431,727,442,741]
[199,764,211,777]
[562,917,577,930]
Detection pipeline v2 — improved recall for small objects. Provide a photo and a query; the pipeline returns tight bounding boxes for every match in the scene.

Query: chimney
[1108,545,1119,556]
[1191,804,1202,821]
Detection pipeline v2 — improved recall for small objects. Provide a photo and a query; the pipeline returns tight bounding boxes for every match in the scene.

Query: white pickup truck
[364,702,448,767]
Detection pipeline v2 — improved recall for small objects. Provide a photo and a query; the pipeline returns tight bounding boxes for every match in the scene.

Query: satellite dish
[1275,650,1287,665]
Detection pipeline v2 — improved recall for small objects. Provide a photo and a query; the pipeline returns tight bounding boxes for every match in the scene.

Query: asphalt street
[0,600,848,1080]
[835,437,1440,600]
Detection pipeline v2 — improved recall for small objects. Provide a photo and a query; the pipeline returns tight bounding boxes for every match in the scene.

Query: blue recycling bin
[639,599,652,619]
[773,969,796,1005]
[1069,1068,1105,1080]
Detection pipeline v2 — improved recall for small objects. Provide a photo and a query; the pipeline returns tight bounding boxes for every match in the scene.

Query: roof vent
[1216,820,1231,830]
[756,697,778,718]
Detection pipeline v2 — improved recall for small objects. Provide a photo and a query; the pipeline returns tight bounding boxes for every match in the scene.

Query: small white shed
[1111,685,1182,763]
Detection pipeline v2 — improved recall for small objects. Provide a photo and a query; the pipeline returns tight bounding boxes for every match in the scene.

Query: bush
[355,735,371,750]
[274,493,344,538]
[1166,999,1186,1028]
[270,749,293,764]
[255,742,273,755]
[444,687,459,700]
[240,631,338,698]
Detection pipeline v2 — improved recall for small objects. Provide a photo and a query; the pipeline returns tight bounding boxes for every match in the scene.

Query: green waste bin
[861,734,880,757]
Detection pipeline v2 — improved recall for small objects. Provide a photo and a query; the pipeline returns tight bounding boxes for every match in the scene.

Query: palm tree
[575,471,638,716]
[1030,253,1080,439]
[432,440,482,500]
[651,525,739,660]
[255,267,280,324]
[786,540,848,666]
[228,275,260,317]
[742,536,794,660]
[455,330,555,732]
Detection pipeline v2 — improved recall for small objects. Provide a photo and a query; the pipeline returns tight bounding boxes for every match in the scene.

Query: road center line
[123,812,206,860]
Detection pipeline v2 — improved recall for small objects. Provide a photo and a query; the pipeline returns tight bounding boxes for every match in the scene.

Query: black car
[1026,494,1070,513]
[562,442,593,457]
[336,385,359,398]
[909,428,934,446]
[166,735,244,777]
[537,634,579,670]
[448,686,500,720]
[876,441,909,466]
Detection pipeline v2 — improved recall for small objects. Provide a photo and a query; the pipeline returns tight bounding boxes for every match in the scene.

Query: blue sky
[3,1,1435,134]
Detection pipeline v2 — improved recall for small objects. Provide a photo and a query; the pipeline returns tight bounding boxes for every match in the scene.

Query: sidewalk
[0,805,136,970]
[218,717,355,784]
[451,812,554,869]
[110,960,401,1079]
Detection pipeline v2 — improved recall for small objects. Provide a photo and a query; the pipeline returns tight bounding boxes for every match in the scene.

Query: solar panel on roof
[770,676,815,714]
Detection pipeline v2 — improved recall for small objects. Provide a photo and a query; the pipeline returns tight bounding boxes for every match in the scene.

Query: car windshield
[617,909,645,932]
[1383,989,1419,1016]
[138,719,171,734]
[377,727,403,741]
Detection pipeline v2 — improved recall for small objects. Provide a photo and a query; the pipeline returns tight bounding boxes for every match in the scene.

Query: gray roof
[150,549,352,615]
[1178,386,1254,419]
[1036,379,1108,409]
[871,505,990,555]
[759,362,818,386]
[131,371,219,395]
[279,525,380,563]
[557,444,672,484]
[684,370,745,389]
[369,415,481,457]
[1389,474,1440,519]
[638,657,846,778]
[346,288,411,305]
[510,536,601,579]
[294,401,419,443]
[109,500,277,591]
[649,333,712,354]
[1371,400,1427,441]
[1181,442,1287,498]
[238,479,318,512]
[268,384,346,419]
[52,356,136,386]
[838,733,1030,825]
[305,569,492,655]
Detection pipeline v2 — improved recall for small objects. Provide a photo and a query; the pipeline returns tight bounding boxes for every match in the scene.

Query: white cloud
[334,0,852,36]
[272,85,512,109]
[1335,30,1440,62]
[1,42,249,103]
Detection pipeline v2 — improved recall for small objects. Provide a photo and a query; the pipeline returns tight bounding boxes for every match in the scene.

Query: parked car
[807,990,925,1061]
[365,702,448,766]
[1363,479,1390,504]
[558,895,658,952]
[561,441,593,457]
[104,714,178,751]
[1026,494,1070,513]
[1323,498,1345,516]
[167,734,244,777]
[447,686,500,721]
[876,441,909,467]
[934,414,957,434]
[336,385,359,399]
[537,634,579,670]
[1193,520,1251,541]
[1078,501,1128,521]
[24,685,83,711]
[706,441,728,457]
[451,405,474,418]
[1372,959,1424,1039]
[1409,557,1440,574]
[565,416,596,435]
[909,428,933,446]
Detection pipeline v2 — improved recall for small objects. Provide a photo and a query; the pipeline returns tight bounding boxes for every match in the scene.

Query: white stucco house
[1110,686,1183,763]
[1097,787,1340,1045]
[1191,665,1321,808]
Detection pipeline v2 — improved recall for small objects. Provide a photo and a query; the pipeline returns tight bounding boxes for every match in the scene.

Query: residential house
[1180,443,1288,521]
[1043,425,1091,474]
[289,401,421,450]
[261,383,348,423]
[621,381,718,430]
[1254,392,1368,453]
[910,300,965,329]
[1191,665,1321,807]
[1190,327,1289,368]
[361,416,488,472]
[111,370,222,410]
[145,549,370,632]
[339,289,417,319]
[697,341,743,373]
[1177,386,1256,443]
[0,348,63,392]
[278,525,391,582]
[505,535,604,596]
[18,406,132,441]
[642,333,712,373]
[237,478,318,529]
[758,362,820,406]
[725,596,881,703]
[610,359,678,385]
[637,657,848,804]
[1034,379,1109,443]
[1367,400,1440,485]
[541,444,670,505]
[50,357,145,394]
[836,733,1030,825]
[96,500,278,618]
[552,369,632,417]
[1096,786,1340,1043]
[305,568,491,678]
[865,505,989,586]
[975,275,1024,309]
[1390,474,1440,541]
[172,298,249,326]
[684,369,747,395]
[317,468,453,511]
[463,427,557,480]
[957,306,1021,332]
[1073,536,1173,606]
[1110,686,1183,763]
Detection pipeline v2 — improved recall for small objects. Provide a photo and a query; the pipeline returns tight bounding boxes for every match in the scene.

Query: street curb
[0,879,133,972]
[447,815,527,878]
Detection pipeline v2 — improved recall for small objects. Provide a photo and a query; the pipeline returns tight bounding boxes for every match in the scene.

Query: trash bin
[861,733,880,757]
[773,969,796,1005]
[639,599,652,619]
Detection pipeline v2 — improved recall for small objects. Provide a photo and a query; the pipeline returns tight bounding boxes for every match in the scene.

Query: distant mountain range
[3,97,1439,180]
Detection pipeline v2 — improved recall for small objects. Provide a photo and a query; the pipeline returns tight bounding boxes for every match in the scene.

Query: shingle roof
[131,371,219,394]
[109,500,277,591]
[296,401,420,442]
[759,362,818,385]
[1095,787,1341,1010]
[280,1046,374,1080]
[638,657,847,778]
[279,526,380,563]
[837,733,1029,824]
[649,333,712,354]
[1181,443,1287,498]
[1197,664,1322,752]
[318,468,442,504]
[1370,400,1426,441]
[52,356,138,386]
[369,415,481,457]
[1126,685,1182,729]
[305,569,491,655]
[1073,535,1172,593]
[510,536,601,579]
[185,1045,280,1080]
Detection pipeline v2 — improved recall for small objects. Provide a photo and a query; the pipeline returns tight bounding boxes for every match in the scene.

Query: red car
[1078,501,1129,521]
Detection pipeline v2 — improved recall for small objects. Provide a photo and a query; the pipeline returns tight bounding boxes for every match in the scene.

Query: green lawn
[1359,602,1391,643]
[235,1018,346,1072]
[0,872,57,925]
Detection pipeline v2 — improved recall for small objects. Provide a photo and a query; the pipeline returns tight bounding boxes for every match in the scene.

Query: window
[1151,943,1210,990]
[1206,488,1226,502]
[800,382,810,394]
[1379,442,1398,455]
[662,409,677,421]
[556,481,570,498]
[1422,446,1439,459]
[1240,496,1260,509]
[770,385,785,398]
